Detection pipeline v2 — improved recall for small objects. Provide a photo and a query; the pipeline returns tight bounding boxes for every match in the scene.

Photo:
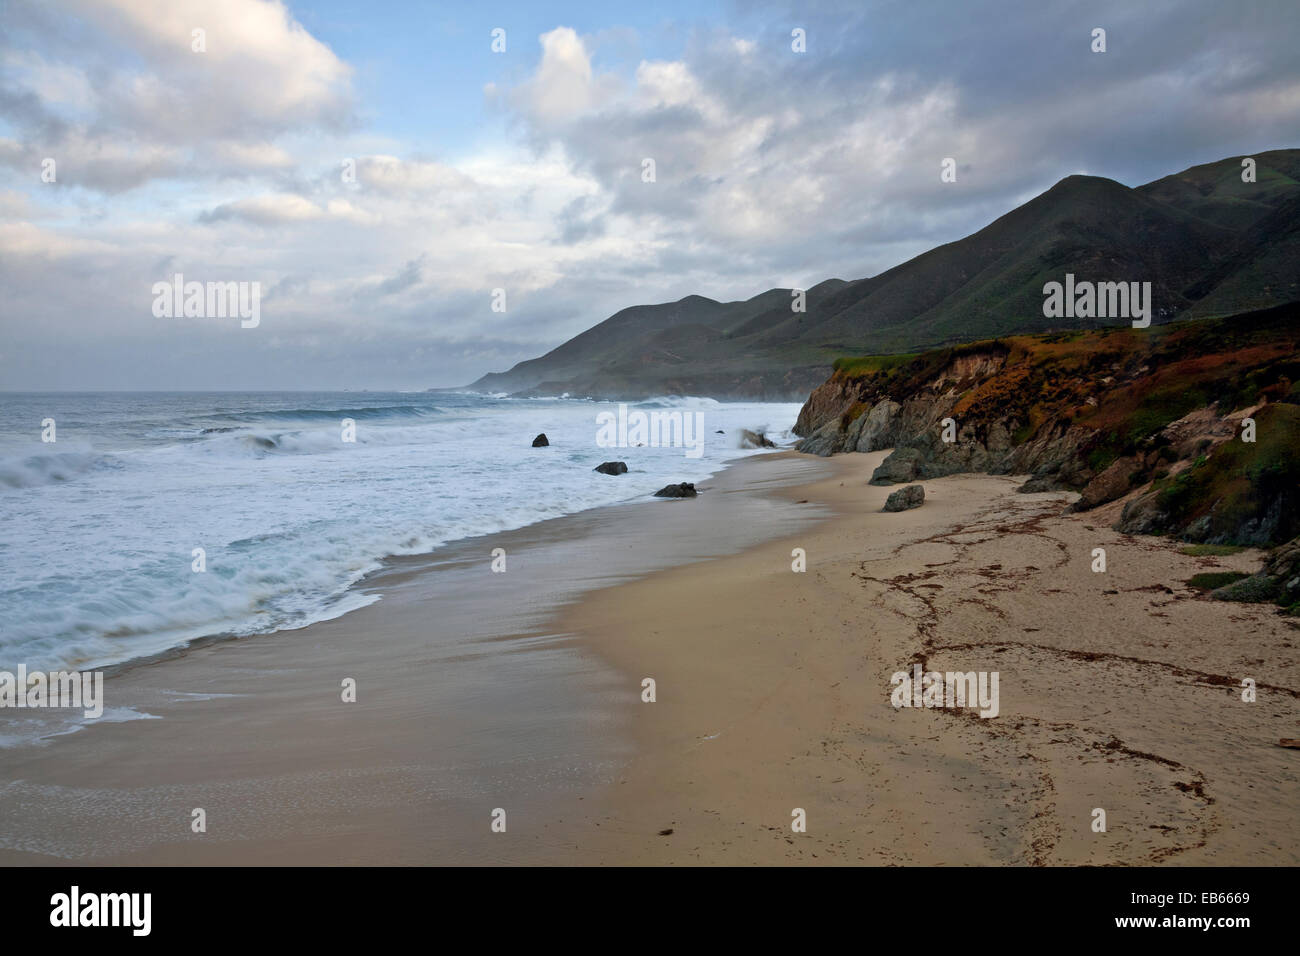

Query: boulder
[882,484,925,512]
[796,418,848,457]
[1264,537,1300,603]
[739,428,776,449]
[531,433,549,447]
[594,461,628,475]
[1116,491,1166,535]
[653,482,697,498]
[869,447,923,484]
[1067,455,1145,512]
[1018,475,1065,493]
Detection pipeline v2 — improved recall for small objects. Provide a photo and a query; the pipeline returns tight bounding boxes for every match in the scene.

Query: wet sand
[2,450,1296,865]
[0,452,831,864]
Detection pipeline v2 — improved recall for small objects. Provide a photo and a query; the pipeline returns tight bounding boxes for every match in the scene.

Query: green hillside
[468,150,1300,400]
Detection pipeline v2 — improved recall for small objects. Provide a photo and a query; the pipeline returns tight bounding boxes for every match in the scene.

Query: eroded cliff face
[792,304,1300,547]
[795,345,1045,477]
[794,380,850,436]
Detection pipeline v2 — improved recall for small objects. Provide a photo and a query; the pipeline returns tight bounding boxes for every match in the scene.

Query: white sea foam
[0,391,801,674]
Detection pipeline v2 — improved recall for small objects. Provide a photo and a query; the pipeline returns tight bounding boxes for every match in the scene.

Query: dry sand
[542,451,1300,865]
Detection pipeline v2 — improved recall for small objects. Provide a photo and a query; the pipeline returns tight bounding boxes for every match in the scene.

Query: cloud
[511,27,617,123]
[0,0,355,191]
[353,156,479,196]
[199,194,376,226]
[0,189,33,221]
[508,30,957,242]
[370,256,425,298]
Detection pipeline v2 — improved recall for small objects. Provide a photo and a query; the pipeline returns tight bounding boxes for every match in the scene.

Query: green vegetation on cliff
[1151,402,1300,544]
[802,301,1300,546]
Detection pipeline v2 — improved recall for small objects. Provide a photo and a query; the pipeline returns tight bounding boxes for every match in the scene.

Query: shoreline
[14,439,806,688]
[0,390,806,684]
[1,448,1295,865]
[0,449,832,864]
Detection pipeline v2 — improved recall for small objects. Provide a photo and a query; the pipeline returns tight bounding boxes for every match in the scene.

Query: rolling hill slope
[466,149,1299,400]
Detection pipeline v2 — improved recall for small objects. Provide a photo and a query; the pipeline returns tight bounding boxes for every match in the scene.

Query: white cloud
[210,142,297,172]
[74,0,353,131]
[201,194,377,226]
[354,156,479,196]
[0,0,355,190]
[513,27,619,123]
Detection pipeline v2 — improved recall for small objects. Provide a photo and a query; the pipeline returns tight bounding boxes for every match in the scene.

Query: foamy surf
[0,391,801,675]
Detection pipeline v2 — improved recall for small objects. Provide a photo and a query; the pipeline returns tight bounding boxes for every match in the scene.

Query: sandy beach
[548,452,1300,865]
[1,449,1295,865]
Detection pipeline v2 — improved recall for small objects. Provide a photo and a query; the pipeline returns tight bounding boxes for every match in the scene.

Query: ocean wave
[0,540,386,674]
[632,396,724,409]
[0,449,121,489]
[204,404,442,424]
[190,423,446,457]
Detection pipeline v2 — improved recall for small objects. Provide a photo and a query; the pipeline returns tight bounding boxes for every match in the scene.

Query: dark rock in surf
[594,461,628,475]
[531,433,549,447]
[653,482,697,498]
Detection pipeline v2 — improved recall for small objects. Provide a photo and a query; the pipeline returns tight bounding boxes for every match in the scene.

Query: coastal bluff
[792,302,1300,550]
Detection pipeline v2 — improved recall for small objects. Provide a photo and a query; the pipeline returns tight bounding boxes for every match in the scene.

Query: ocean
[0,391,802,675]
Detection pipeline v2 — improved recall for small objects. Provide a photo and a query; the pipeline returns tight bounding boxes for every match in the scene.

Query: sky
[1,0,1298,391]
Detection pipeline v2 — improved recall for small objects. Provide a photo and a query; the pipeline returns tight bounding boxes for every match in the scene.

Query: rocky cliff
[793,301,1300,548]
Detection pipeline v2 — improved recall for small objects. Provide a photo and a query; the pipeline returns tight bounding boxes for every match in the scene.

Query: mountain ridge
[464,149,1299,400]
